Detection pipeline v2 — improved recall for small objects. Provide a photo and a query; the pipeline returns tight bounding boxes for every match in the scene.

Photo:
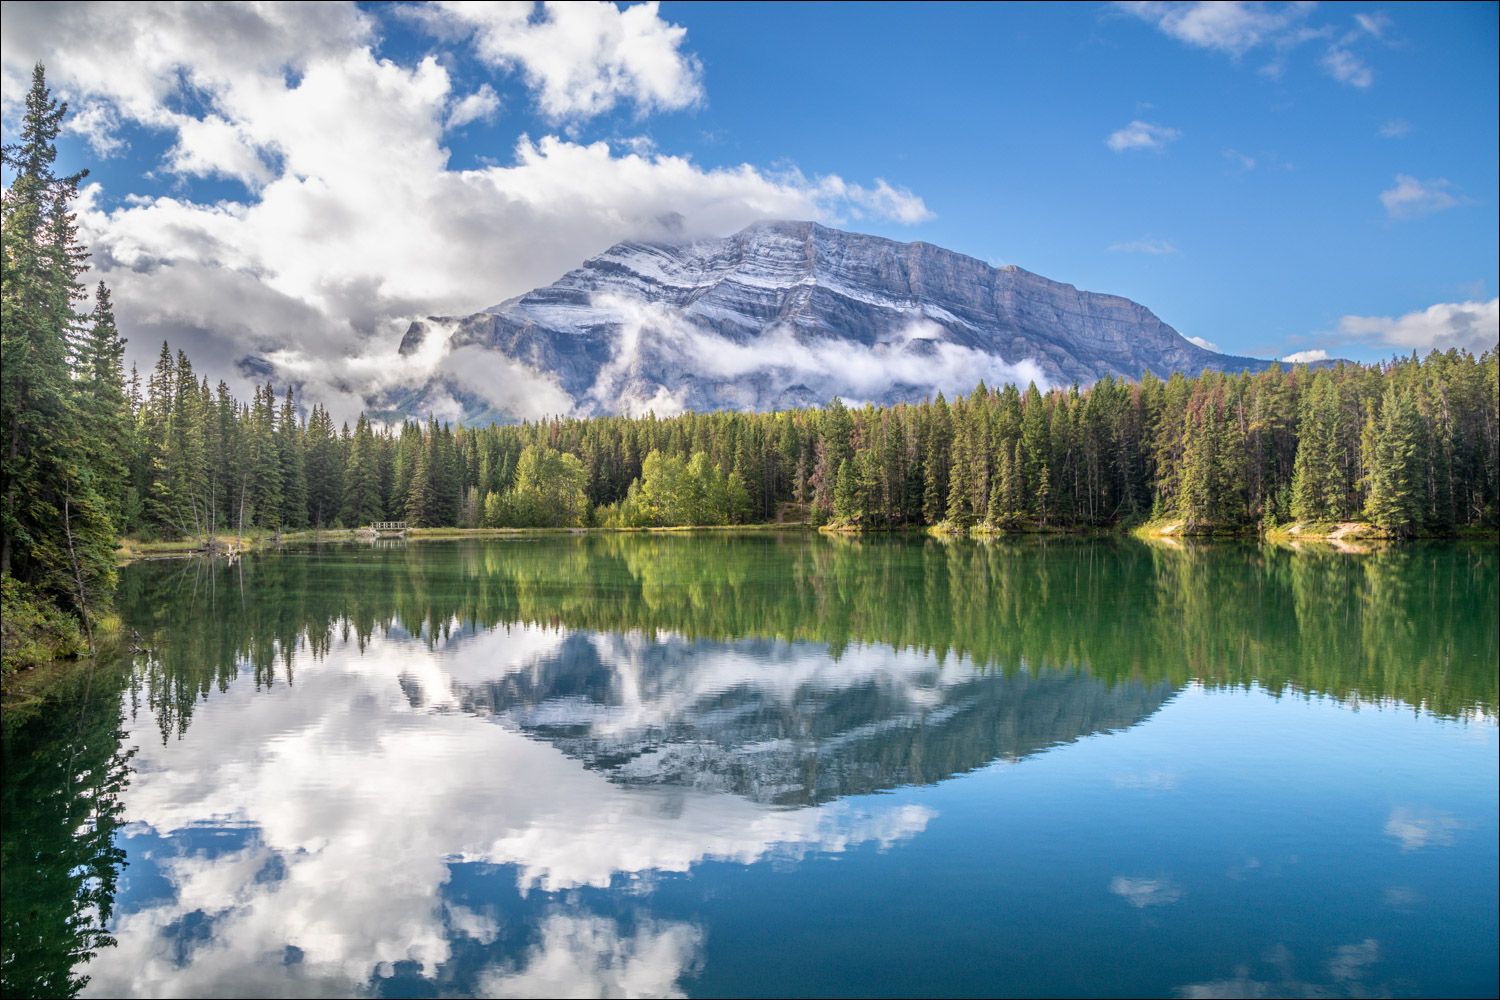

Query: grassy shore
[113,522,820,564]
[0,577,125,704]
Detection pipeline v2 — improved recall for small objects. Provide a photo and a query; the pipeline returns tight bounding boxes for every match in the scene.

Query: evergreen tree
[1,64,116,609]
[72,282,130,530]
[277,389,307,529]
[1364,384,1423,534]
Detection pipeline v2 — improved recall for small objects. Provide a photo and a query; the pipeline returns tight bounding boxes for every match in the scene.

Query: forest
[3,64,1499,663]
[108,338,1500,543]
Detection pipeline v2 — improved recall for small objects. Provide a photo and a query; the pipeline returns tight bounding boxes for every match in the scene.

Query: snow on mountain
[386,220,1272,422]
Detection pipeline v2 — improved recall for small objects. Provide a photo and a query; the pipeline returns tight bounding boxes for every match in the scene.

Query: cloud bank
[1331,299,1499,355]
[0,2,932,423]
[1283,298,1498,363]
[581,297,1050,417]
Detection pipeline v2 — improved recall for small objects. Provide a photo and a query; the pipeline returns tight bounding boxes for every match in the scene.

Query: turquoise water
[3,535,1496,997]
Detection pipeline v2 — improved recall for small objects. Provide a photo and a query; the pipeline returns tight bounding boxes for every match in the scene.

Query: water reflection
[118,535,1500,737]
[2,535,1494,998]
[85,623,946,995]
[1178,939,1385,998]
[1,664,133,998]
[445,628,1174,805]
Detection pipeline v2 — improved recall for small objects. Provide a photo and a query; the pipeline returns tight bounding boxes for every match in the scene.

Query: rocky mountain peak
[389,221,1273,423]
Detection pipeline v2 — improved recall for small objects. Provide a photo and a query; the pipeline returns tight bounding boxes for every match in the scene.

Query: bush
[1,575,87,677]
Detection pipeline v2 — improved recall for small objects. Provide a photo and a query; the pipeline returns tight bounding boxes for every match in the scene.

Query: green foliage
[2,65,120,631]
[505,444,587,527]
[0,575,86,675]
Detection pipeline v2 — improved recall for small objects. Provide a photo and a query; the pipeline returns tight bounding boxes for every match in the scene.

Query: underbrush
[0,576,87,678]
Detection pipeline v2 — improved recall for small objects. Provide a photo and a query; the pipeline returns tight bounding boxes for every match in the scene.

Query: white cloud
[428,0,704,119]
[826,176,936,224]
[446,83,500,129]
[1116,2,1384,87]
[62,99,125,156]
[1223,148,1256,170]
[1284,298,1498,361]
[1321,46,1373,87]
[1185,335,1219,352]
[578,296,1049,415]
[0,1,376,160]
[1111,769,1180,789]
[1105,120,1181,152]
[1,2,931,424]
[1108,238,1179,254]
[1379,118,1412,138]
[1114,1,1311,57]
[1331,299,1499,354]
[1178,939,1383,998]
[1281,348,1330,363]
[1379,174,1462,219]
[1354,12,1392,39]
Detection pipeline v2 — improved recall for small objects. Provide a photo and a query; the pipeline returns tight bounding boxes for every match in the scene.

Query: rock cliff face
[395,220,1272,420]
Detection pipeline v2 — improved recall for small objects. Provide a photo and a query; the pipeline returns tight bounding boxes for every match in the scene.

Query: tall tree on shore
[1,64,116,609]
[73,282,130,530]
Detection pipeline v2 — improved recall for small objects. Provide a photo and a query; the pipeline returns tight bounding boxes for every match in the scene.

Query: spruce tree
[277,389,308,529]
[2,64,119,612]
[73,282,130,530]
[1364,384,1423,534]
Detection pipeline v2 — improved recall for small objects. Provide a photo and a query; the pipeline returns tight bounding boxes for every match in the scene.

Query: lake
[3,534,1496,998]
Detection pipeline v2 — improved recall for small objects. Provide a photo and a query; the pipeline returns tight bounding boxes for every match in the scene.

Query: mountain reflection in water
[1,535,1494,999]
[449,630,1174,806]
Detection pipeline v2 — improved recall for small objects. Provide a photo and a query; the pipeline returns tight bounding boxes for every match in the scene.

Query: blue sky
[1,1,1495,415]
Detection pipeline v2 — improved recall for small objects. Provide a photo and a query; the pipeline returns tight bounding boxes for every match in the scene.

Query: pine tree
[73,282,130,530]
[341,415,381,527]
[1,63,115,607]
[303,405,339,527]
[922,395,951,524]
[833,458,858,522]
[277,389,308,529]
[405,434,434,527]
[1364,384,1423,534]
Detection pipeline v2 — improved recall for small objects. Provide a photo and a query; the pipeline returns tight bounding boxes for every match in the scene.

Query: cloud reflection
[1384,807,1462,852]
[84,624,939,997]
[1108,876,1184,908]
[476,912,703,1000]
[1177,939,1383,998]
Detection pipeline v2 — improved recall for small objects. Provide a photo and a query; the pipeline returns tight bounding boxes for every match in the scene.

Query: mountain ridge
[390,220,1277,423]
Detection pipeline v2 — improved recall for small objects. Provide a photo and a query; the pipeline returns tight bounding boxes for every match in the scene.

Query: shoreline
[112,520,1497,564]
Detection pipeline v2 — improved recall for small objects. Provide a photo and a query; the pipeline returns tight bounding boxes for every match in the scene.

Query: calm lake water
[3,535,1497,998]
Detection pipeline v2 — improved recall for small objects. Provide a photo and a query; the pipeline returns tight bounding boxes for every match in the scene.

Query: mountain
[390,220,1275,421]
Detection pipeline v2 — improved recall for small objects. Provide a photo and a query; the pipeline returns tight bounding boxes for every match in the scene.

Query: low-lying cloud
[2,2,933,424]
[584,295,1049,416]
[1333,299,1498,355]
[1281,297,1498,363]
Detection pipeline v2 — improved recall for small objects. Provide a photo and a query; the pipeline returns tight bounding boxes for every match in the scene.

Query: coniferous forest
[3,65,1499,661]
